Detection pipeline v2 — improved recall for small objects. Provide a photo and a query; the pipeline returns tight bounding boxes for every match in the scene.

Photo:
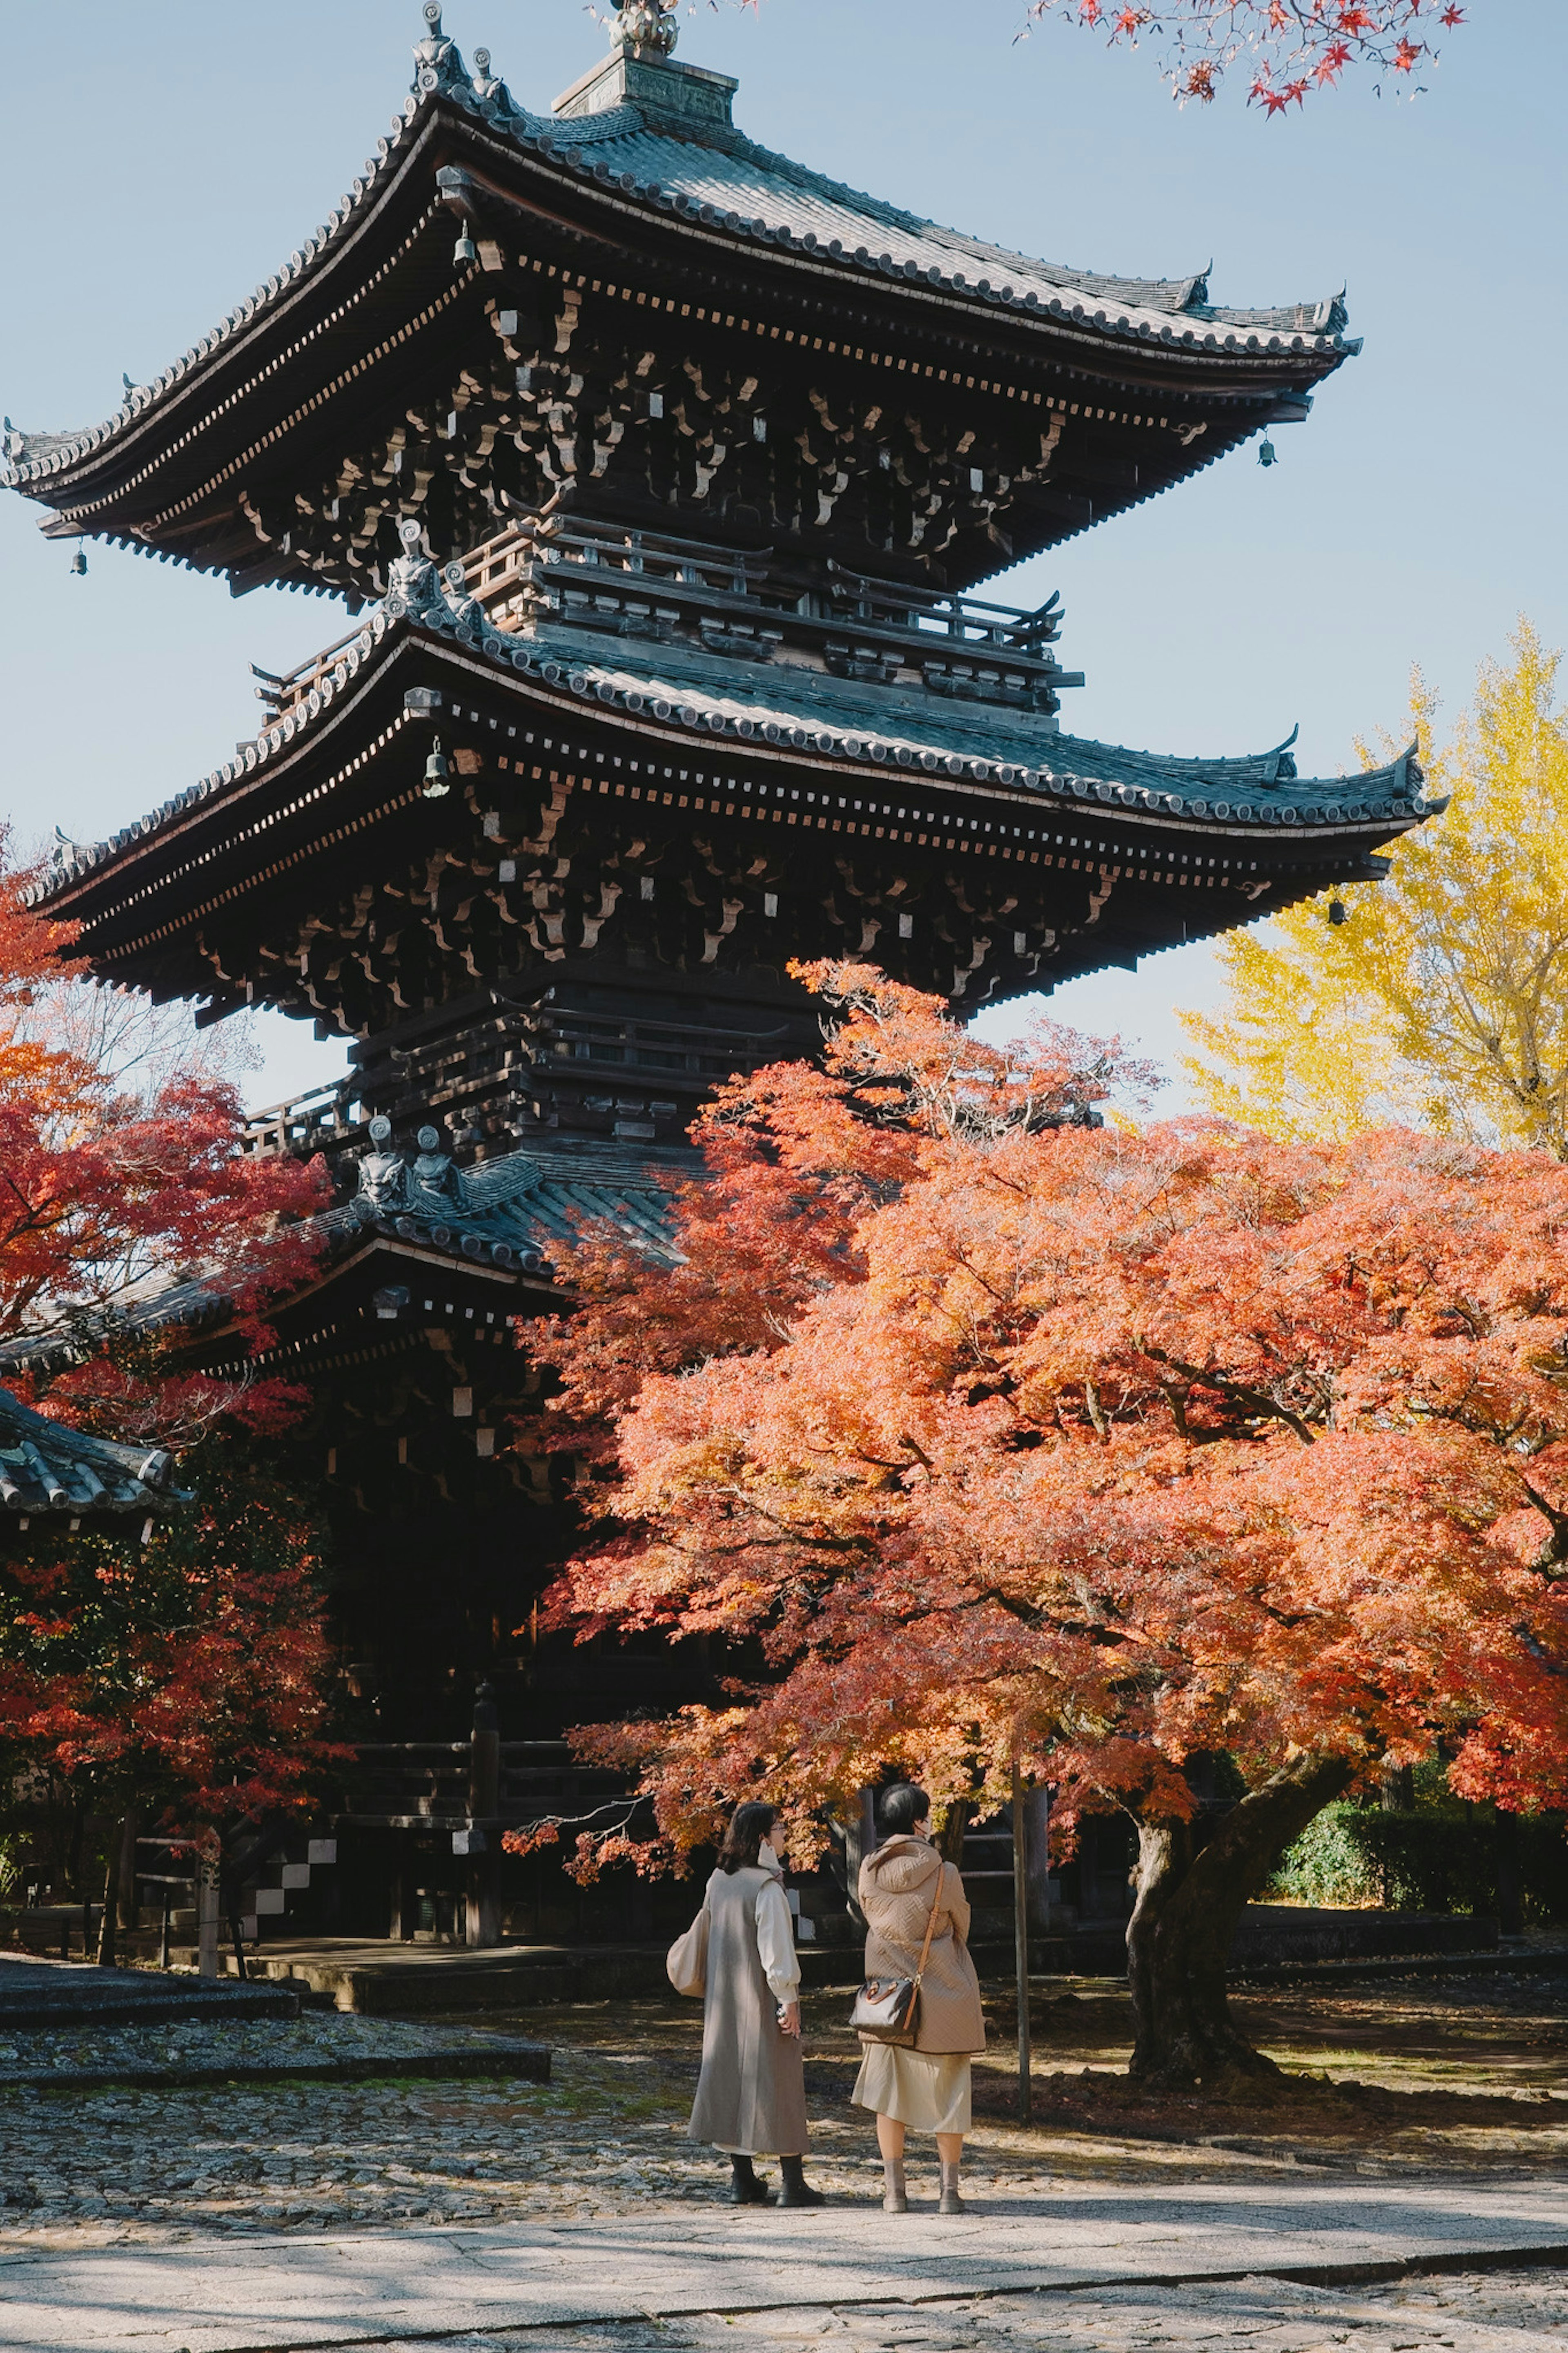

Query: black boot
[777,2155,825,2208]
[728,2153,771,2205]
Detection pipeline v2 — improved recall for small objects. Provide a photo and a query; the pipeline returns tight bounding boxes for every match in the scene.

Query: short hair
[878,1783,931,1836]
[718,1800,778,1874]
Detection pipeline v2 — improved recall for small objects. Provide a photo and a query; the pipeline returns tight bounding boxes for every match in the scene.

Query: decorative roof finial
[612,2,678,62]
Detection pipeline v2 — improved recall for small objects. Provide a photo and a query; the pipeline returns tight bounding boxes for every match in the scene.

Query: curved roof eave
[28,563,1428,921]
[0,1385,177,1518]
[2,18,1356,503]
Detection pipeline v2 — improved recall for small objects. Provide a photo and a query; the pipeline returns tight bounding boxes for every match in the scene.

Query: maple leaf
[1005,0,1469,107]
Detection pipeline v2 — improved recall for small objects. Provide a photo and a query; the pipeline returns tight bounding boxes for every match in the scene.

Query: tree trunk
[1126,1751,1352,2087]
[936,1798,971,1866]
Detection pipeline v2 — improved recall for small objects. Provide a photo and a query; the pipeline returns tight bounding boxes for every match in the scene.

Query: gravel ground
[1,1977,1565,2262]
[0,2066,1007,2239]
[0,2010,529,2087]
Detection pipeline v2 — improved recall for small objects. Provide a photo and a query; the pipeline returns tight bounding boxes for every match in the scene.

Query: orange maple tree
[518,965,1568,2083]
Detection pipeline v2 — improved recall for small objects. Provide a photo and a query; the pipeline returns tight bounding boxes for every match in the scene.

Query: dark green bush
[1268,1805,1568,1923]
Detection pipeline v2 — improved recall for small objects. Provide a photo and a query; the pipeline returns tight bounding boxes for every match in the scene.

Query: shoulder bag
[849,1866,944,2047]
[666,1902,709,1997]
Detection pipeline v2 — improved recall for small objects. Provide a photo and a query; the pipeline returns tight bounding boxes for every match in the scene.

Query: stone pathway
[1,2188,1565,2351]
[330,2267,1568,2353]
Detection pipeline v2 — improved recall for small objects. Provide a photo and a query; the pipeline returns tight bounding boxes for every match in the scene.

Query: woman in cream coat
[688,1800,824,2207]
[854,1783,986,2214]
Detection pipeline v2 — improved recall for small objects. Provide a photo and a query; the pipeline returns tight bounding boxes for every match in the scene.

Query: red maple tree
[0,837,340,1905]
[518,965,1568,2083]
[1021,1,1468,108]
[0,835,325,1436]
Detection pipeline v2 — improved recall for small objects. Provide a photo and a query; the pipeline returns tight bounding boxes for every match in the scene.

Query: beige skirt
[852,2041,972,2134]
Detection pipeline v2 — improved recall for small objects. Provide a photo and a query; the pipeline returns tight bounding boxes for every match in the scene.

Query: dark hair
[879,1783,931,1836]
[718,1800,778,1874]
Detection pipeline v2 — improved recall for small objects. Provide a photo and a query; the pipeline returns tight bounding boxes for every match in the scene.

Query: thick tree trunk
[936,1798,971,1866]
[1126,1751,1352,2087]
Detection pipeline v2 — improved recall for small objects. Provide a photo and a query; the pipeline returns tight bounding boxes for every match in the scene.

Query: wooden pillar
[390,1833,415,1942]
[465,1680,502,1949]
[1494,1807,1524,1939]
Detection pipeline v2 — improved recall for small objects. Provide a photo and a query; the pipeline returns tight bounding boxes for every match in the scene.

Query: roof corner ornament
[382,517,481,638]
[411,1125,471,1213]
[412,1,468,100]
[357,1116,411,1211]
[612,2,678,61]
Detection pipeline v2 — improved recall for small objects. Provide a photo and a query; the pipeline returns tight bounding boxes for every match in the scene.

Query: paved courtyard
[0,1974,1564,2349]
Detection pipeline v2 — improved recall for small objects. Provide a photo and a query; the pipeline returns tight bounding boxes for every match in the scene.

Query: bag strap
[910,1867,945,1985]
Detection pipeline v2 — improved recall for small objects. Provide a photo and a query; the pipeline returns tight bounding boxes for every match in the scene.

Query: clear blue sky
[2,0,1563,1108]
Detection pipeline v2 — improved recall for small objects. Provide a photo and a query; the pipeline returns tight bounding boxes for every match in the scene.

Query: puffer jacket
[858,1834,986,2056]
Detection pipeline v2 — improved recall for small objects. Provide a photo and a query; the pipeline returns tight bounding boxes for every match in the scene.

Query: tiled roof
[517,113,1347,350]
[0,1136,688,1378]
[1,14,1352,494]
[0,1390,176,1520]
[28,552,1428,910]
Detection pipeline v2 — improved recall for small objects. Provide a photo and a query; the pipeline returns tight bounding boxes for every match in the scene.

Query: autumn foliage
[0,835,326,1441]
[0,1441,341,1832]
[0,834,338,1846]
[1020,1,1468,109]
[1184,625,1568,1161]
[520,972,1568,1962]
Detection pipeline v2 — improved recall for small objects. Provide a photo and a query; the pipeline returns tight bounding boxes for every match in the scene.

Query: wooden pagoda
[1,2,1432,1944]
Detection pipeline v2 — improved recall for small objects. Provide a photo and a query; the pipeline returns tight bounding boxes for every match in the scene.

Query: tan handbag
[850,1868,944,2047]
[666,1903,709,1997]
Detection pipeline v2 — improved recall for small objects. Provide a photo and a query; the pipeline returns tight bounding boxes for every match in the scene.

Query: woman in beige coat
[688,1801,824,2208]
[853,1784,985,2215]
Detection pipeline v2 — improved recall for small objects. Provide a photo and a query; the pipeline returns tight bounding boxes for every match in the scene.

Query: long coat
[687,1861,809,2155]
[859,1835,987,2056]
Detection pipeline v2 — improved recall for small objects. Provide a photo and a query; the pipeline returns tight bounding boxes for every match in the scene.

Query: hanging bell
[423,736,451,798]
[453,221,477,266]
[1327,899,1348,926]
[69,549,87,576]
[1257,435,1278,468]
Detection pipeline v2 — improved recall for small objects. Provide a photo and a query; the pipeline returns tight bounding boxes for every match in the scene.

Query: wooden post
[158,1895,173,1972]
[116,1807,141,1932]
[1012,1755,1031,2125]
[1494,1806,1524,1939]
[95,1840,118,1967]
[465,1680,502,1949]
[1024,1787,1052,1934]
[196,1837,221,1978]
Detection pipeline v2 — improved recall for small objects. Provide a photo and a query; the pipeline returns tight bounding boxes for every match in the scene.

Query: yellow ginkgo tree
[1181,624,1568,1158]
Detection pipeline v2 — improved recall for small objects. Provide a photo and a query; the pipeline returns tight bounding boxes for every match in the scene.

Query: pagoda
[1,3,1430,1935]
